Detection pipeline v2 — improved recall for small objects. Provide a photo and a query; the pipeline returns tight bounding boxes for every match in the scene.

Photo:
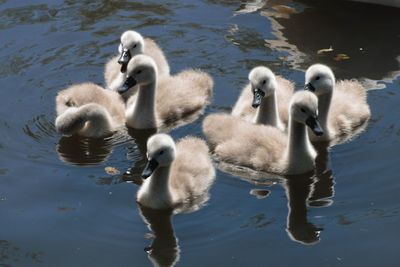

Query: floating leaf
[334,53,350,61]
[317,46,334,54]
[105,166,120,175]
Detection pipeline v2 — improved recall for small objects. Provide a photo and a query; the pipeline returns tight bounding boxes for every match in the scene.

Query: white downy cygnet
[104,30,170,99]
[55,83,125,138]
[137,133,215,210]
[304,64,370,144]
[119,55,213,129]
[231,66,294,130]
[203,91,323,175]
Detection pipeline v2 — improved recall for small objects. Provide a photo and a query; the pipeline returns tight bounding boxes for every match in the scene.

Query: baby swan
[231,66,294,129]
[104,30,170,99]
[137,134,216,210]
[304,64,371,143]
[203,91,323,175]
[121,55,213,129]
[55,83,125,138]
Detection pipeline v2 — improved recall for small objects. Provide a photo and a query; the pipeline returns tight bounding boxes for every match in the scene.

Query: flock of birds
[55,30,371,211]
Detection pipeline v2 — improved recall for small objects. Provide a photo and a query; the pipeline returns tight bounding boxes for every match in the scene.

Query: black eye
[159,150,164,155]
[300,108,306,113]
[315,76,320,80]
[136,70,142,74]
[262,80,266,85]
[133,44,137,48]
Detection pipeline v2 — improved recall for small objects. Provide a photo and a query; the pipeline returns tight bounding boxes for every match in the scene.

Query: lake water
[1,0,399,266]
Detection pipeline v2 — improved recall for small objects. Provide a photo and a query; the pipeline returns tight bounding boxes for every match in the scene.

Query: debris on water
[57,206,76,212]
[250,189,271,199]
[334,53,350,61]
[105,166,120,175]
[317,46,333,54]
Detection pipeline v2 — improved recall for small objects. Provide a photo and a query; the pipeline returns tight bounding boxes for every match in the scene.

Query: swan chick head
[142,134,177,179]
[118,30,145,72]
[290,91,323,136]
[304,64,335,96]
[119,55,158,94]
[248,66,278,108]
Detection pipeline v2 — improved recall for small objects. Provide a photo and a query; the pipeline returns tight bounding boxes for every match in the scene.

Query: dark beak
[306,116,324,136]
[118,48,131,73]
[252,88,265,108]
[118,76,137,94]
[304,83,316,92]
[141,158,159,179]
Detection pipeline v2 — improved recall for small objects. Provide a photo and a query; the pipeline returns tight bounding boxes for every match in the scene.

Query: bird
[137,133,216,210]
[119,55,213,129]
[304,64,371,144]
[55,83,125,138]
[231,66,294,130]
[203,91,323,175]
[104,30,170,100]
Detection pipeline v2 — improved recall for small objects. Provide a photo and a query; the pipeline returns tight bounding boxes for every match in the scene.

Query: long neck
[284,117,315,171]
[146,165,172,203]
[317,91,332,133]
[128,81,157,129]
[254,91,282,129]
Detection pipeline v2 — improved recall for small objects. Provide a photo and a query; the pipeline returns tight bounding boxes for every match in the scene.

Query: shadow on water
[216,142,335,245]
[226,0,400,86]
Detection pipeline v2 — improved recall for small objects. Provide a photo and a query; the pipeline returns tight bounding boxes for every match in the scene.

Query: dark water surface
[1,0,399,266]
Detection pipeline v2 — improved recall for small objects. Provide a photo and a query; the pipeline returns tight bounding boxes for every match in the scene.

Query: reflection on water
[216,142,335,245]
[136,173,213,267]
[1,0,399,265]
[309,143,335,207]
[56,129,133,166]
[284,173,323,245]
[284,145,334,245]
[138,206,180,267]
[232,0,400,88]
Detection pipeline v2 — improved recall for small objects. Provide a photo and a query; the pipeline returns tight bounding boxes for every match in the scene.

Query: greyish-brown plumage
[203,91,323,175]
[137,134,215,210]
[304,64,371,144]
[55,83,125,137]
[231,66,294,130]
[121,55,213,129]
[104,30,170,100]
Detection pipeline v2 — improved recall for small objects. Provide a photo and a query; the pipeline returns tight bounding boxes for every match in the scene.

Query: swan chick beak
[118,48,131,73]
[119,76,137,94]
[306,116,324,136]
[141,158,159,179]
[304,83,316,92]
[252,88,265,108]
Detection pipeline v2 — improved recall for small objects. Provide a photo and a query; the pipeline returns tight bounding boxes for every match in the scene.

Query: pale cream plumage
[122,55,213,129]
[137,134,215,210]
[104,30,170,100]
[55,83,125,137]
[231,66,294,129]
[304,64,371,144]
[203,91,322,175]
